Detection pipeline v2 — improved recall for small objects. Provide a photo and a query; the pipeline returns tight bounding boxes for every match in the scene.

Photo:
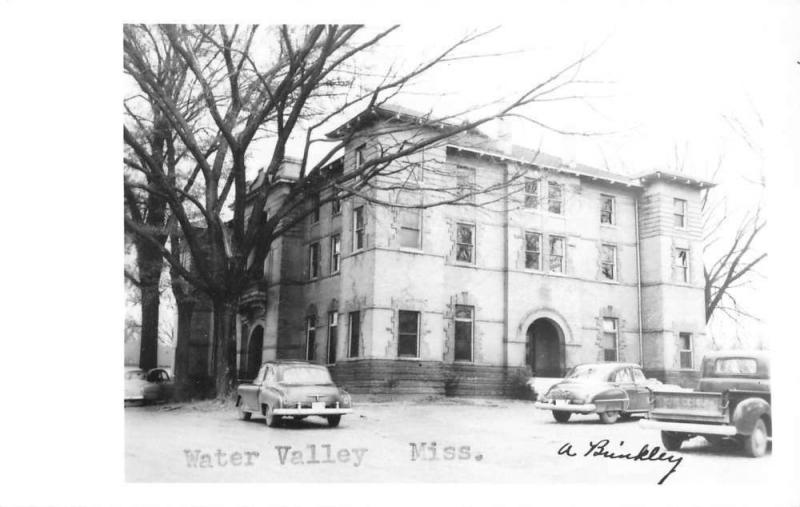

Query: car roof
[264,360,325,367]
[125,366,144,372]
[572,362,641,370]
[701,350,770,361]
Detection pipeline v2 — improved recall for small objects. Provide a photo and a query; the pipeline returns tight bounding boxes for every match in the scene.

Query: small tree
[123,24,595,396]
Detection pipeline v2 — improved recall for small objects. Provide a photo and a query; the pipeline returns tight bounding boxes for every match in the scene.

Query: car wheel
[598,411,620,424]
[552,411,571,423]
[661,431,685,451]
[327,415,341,427]
[742,418,768,458]
[264,404,281,427]
[238,399,251,421]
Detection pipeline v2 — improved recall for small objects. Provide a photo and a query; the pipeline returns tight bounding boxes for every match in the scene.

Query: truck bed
[649,391,729,424]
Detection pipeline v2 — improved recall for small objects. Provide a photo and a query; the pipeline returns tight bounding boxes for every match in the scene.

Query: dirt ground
[125,397,774,484]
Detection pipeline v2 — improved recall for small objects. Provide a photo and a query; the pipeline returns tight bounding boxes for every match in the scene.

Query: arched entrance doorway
[246,326,264,380]
[526,318,564,377]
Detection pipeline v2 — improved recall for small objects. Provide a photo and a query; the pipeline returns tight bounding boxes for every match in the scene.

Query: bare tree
[123,24,594,397]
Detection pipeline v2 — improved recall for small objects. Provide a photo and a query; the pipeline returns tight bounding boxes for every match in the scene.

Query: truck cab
[640,351,771,457]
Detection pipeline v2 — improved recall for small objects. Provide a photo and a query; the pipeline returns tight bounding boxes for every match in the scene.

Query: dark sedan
[236,361,353,427]
[535,362,678,423]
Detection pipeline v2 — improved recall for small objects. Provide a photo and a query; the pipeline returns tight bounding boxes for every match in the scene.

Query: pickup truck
[640,351,770,457]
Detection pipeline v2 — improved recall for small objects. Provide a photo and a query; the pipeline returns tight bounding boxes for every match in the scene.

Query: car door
[260,365,279,409]
[626,367,651,412]
[612,368,638,412]
[242,364,267,410]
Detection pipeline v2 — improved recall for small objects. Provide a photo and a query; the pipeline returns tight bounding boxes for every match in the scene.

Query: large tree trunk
[137,241,163,371]
[172,298,195,399]
[212,298,238,399]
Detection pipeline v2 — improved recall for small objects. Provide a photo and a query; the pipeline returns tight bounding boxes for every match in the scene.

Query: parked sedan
[236,361,353,427]
[124,366,174,403]
[535,362,673,424]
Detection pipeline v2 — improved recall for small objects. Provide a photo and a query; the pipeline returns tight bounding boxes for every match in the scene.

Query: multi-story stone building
[235,105,712,396]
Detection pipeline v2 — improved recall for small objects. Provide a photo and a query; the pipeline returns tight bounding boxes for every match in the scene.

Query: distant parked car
[535,362,680,423]
[124,366,174,404]
[641,351,771,457]
[236,361,353,427]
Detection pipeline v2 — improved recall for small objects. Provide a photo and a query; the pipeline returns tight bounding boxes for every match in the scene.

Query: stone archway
[525,318,565,377]
[246,326,264,380]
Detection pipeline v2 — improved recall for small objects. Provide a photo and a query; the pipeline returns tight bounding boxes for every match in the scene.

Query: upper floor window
[548,182,563,214]
[524,231,542,270]
[601,244,617,281]
[456,223,475,263]
[679,332,693,369]
[348,311,360,358]
[310,193,320,224]
[398,310,420,358]
[330,234,341,274]
[673,247,689,283]
[308,242,320,280]
[524,178,540,209]
[355,144,366,171]
[673,198,687,228]
[549,235,565,273]
[353,206,365,251]
[456,166,476,203]
[601,317,618,362]
[398,207,422,249]
[600,195,615,225]
[331,192,342,215]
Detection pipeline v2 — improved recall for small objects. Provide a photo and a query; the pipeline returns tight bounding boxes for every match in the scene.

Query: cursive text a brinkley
[558,439,683,484]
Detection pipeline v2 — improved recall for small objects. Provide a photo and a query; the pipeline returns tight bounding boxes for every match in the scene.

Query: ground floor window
[679,332,693,369]
[454,305,473,361]
[601,317,618,361]
[306,316,316,361]
[327,312,338,364]
[348,311,360,358]
[398,310,419,357]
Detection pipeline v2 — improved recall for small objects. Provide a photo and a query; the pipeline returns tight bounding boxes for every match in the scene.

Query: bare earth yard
[125,397,774,485]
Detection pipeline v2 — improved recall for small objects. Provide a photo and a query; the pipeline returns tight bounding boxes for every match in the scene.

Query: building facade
[235,107,712,396]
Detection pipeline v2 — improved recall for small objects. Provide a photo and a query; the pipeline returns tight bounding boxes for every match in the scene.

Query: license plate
[311,402,325,411]
[555,399,569,406]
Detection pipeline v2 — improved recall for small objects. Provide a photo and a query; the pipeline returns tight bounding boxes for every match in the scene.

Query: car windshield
[713,358,758,376]
[564,364,617,382]
[278,366,333,385]
[126,370,146,381]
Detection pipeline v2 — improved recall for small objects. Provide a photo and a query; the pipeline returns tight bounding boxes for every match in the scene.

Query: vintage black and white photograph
[1,1,799,506]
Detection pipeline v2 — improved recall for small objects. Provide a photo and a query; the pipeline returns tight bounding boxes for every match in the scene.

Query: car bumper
[273,407,353,416]
[534,401,597,414]
[639,418,738,436]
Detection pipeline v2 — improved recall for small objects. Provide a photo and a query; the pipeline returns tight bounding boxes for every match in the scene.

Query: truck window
[714,358,757,376]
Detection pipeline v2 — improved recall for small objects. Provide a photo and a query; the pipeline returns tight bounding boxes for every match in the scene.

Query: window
[310,193,320,223]
[673,198,687,228]
[355,144,366,170]
[456,223,475,263]
[713,358,757,376]
[398,310,419,357]
[306,316,316,361]
[631,368,646,383]
[454,305,473,361]
[398,207,422,249]
[673,248,689,283]
[308,242,320,279]
[548,182,563,214]
[353,206,365,251]
[524,178,540,209]
[614,368,633,384]
[524,231,542,270]
[679,332,693,369]
[600,195,615,225]
[601,244,617,281]
[456,166,475,203]
[549,236,565,273]
[330,234,341,274]
[601,318,618,361]
[327,312,338,364]
[331,193,342,215]
[348,311,360,358]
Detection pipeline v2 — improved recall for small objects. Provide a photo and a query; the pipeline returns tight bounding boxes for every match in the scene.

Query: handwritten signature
[557,439,683,484]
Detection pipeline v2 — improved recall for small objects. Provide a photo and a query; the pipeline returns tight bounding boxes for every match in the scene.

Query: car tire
[552,411,571,423]
[742,418,769,458]
[265,404,281,427]
[238,399,251,421]
[598,411,620,424]
[327,415,341,427]
[661,431,685,451]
